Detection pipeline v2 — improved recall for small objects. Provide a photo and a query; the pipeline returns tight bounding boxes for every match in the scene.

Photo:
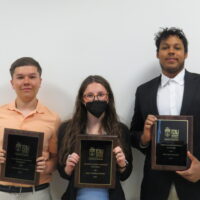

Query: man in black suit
[130,27,200,200]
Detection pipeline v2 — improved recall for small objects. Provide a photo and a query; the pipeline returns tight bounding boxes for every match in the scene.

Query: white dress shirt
[156,68,185,200]
[157,69,185,115]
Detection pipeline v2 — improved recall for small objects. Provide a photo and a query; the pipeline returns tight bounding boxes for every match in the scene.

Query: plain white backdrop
[0,1,200,199]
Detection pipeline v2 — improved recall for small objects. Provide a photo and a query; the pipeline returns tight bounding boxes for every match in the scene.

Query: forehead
[84,82,107,93]
[13,65,39,75]
[160,35,184,46]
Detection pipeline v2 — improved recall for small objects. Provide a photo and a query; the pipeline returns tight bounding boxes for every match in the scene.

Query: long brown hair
[58,75,122,165]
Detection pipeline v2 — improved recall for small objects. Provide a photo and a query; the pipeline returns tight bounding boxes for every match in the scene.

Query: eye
[29,75,37,79]
[86,94,94,98]
[16,76,24,79]
[160,45,168,50]
[98,93,105,97]
[174,46,181,50]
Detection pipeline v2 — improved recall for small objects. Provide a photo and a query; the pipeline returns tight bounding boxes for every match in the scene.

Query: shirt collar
[8,100,45,114]
[161,69,185,87]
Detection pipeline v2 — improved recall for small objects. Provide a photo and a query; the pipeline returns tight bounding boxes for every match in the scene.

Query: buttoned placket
[8,108,37,200]
[169,79,178,115]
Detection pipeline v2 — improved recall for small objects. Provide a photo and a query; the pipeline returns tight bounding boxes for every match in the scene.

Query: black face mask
[85,100,108,118]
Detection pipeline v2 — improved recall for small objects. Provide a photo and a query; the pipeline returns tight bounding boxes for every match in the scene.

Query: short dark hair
[10,57,42,77]
[155,27,188,53]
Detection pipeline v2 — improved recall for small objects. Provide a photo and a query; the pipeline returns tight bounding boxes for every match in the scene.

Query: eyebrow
[160,42,182,45]
[15,73,38,76]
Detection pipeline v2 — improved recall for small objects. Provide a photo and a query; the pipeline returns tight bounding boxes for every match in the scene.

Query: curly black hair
[155,27,188,53]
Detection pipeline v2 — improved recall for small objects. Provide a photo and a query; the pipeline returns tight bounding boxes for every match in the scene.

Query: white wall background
[0,0,200,199]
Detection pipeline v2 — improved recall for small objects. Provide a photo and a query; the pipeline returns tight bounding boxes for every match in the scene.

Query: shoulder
[0,103,9,108]
[0,104,9,110]
[117,122,129,135]
[58,120,71,139]
[185,70,200,80]
[59,120,71,131]
[38,102,60,121]
[137,75,161,91]
[118,122,128,129]
[0,102,15,110]
[0,103,15,115]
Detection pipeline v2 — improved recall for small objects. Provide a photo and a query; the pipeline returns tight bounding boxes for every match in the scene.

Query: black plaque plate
[74,135,117,188]
[0,128,44,185]
[151,116,193,171]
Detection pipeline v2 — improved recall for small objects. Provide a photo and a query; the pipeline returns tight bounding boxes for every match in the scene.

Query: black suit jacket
[130,70,200,200]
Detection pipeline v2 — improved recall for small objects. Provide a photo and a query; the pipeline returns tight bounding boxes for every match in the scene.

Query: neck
[86,113,104,135]
[162,71,179,78]
[161,66,184,78]
[15,98,38,116]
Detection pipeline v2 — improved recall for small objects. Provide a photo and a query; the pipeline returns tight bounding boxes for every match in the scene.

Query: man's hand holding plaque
[141,115,157,146]
[176,151,200,182]
[36,151,50,173]
[0,149,6,164]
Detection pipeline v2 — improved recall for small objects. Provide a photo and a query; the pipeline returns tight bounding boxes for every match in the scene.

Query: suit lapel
[150,76,160,115]
[180,71,197,114]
